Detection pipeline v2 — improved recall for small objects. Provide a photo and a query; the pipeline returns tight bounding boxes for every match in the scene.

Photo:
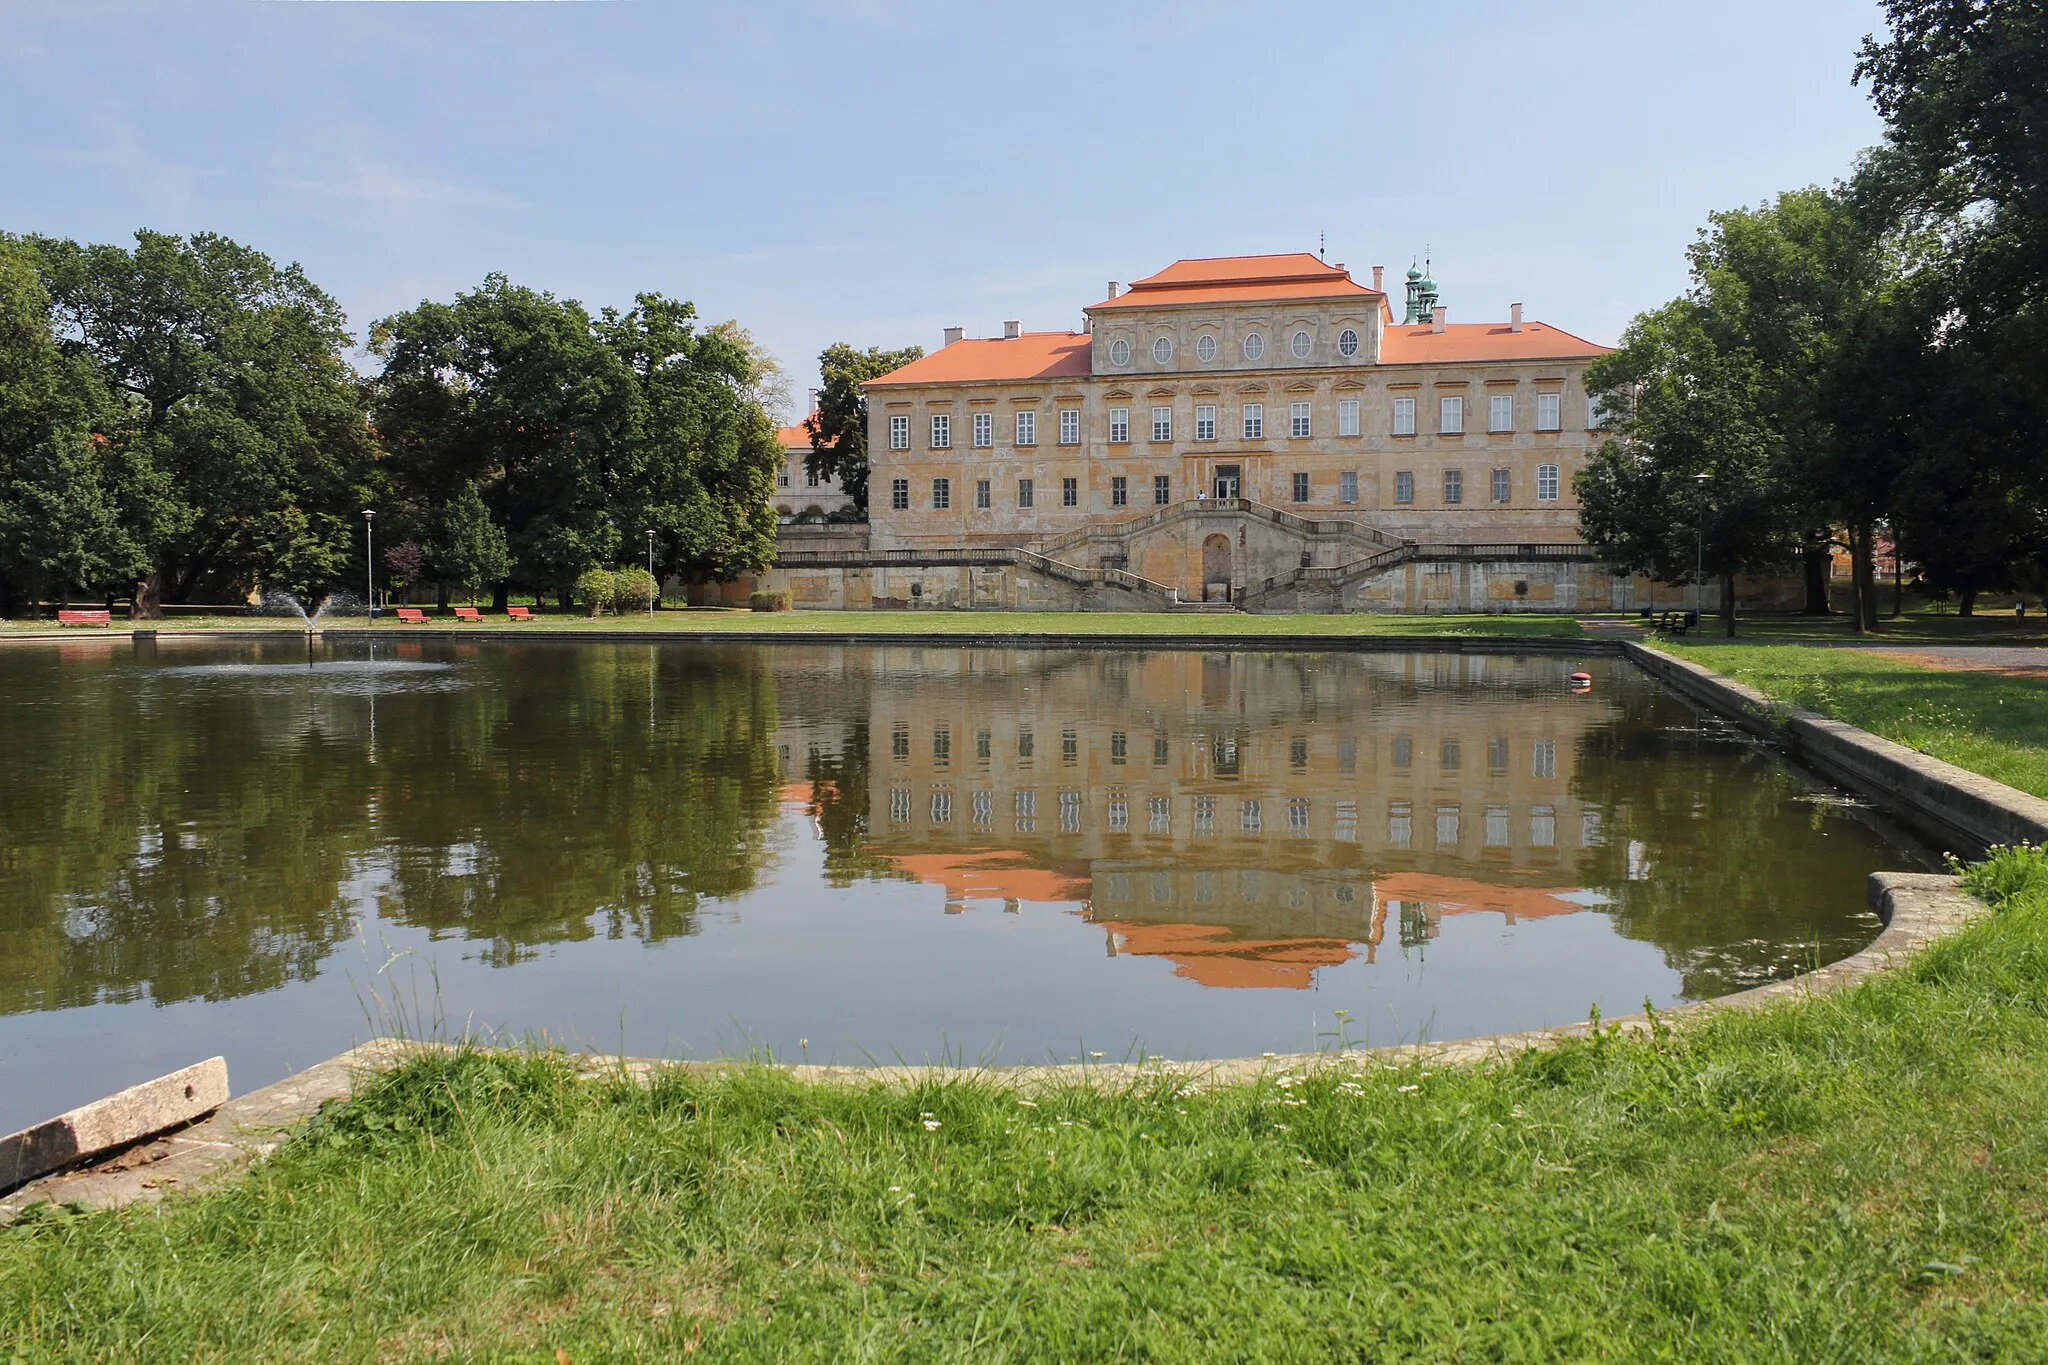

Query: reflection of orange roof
[1090,254,1381,311]
[1096,919,1354,989]
[779,782,814,807]
[1374,871,1589,921]
[866,334,1092,387]
[887,850,1089,905]
[1378,323,1609,365]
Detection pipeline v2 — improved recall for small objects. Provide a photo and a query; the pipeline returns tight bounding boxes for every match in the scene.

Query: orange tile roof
[1091,253,1381,311]
[865,333,1092,388]
[777,413,822,451]
[1378,322,1610,365]
[1373,871,1593,921]
[886,850,1091,906]
[1093,919,1355,990]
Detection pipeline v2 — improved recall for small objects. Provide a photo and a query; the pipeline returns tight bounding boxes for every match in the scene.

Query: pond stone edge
[0,643,2019,1222]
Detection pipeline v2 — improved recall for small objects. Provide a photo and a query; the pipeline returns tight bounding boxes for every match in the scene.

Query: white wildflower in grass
[1017,1099,1038,1108]
[1275,1075,1299,1089]
[888,1186,902,1193]
[1089,1052,1105,1060]
[1397,1084,1420,1094]
[922,1119,942,1132]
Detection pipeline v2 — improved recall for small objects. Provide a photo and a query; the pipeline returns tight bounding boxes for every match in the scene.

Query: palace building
[846,253,1612,608]
[735,251,1715,613]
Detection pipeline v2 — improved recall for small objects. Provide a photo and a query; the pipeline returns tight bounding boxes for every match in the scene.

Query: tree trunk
[491,581,509,613]
[1846,522,1877,633]
[131,571,164,621]
[1801,545,1833,614]
[1856,529,1880,631]
[1960,589,1977,617]
[435,578,450,610]
[1722,573,1737,637]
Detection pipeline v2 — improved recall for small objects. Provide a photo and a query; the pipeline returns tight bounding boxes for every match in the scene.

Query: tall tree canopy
[373,276,780,606]
[26,230,373,611]
[806,342,922,511]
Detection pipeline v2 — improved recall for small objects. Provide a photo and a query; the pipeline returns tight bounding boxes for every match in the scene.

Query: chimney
[806,387,819,414]
[1372,265,1385,292]
[1106,281,1120,299]
[1509,302,1524,333]
[943,326,964,347]
[1431,306,1446,334]
[1003,319,1021,340]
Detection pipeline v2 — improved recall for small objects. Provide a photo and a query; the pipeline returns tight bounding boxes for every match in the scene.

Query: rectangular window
[1018,478,1034,508]
[1062,477,1078,507]
[1195,405,1216,441]
[1443,469,1463,504]
[930,790,952,823]
[1489,393,1513,433]
[1394,470,1414,504]
[890,478,909,510]
[1111,476,1128,507]
[1531,805,1557,847]
[1338,398,1360,436]
[1389,800,1412,849]
[1015,788,1035,832]
[1015,410,1036,445]
[778,470,790,487]
[1537,463,1560,501]
[1151,406,1172,442]
[1109,407,1129,443]
[892,724,909,760]
[1339,470,1359,503]
[889,788,910,822]
[1486,805,1510,848]
[1532,738,1557,778]
[1193,795,1216,836]
[1059,791,1082,834]
[1287,797,1310,835]
[805,467,820,488]
[930,413,950,448]
[973,411,993,447]
[931,477,950,509]
[1059,409,1080,445]
[1240,800,1262,834]
[1148,796,1171,834]
[888,414,910,450]
[1289,401,1312,438]
[1536,392,1560,431]
[1392,397,1416,435]
[1491,468,1510,503]
[1586,393,1606,429]
[1440,395,1464,434]
[1108,793,1128,832]
[1153,474,1171,505]
[1291,471,1310,503]
[1335,801,1357,842]
[975,479,991,509]
[932,728,950,761]
[972,790,992,825]
[1242,403,1264,439]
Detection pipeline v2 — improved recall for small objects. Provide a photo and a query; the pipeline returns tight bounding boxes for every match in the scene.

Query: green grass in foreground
[1669,640,2048,800]
[7,853,2048,1361]
[0,609,1585,638]
[1702,610,2048,646]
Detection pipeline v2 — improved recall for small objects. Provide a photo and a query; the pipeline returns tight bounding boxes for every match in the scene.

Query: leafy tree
[1578,302,1797,635]
[806,342,923,511]
[26,230,372,610]
[437,483,512,604]
[0,241,149,612]
[595,299,780,586]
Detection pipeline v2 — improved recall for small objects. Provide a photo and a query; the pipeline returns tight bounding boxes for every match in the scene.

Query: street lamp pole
[1693,472,1710,621]
[363,509,376,625]
[646,530,656,620]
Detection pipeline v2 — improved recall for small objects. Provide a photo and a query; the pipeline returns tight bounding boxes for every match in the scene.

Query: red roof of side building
[1379,322,1610,365]
[1089,253,1382,310]
[865,333,1092,388]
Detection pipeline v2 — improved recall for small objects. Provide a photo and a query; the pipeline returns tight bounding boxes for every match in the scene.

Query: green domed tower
[1402,262,1425,324]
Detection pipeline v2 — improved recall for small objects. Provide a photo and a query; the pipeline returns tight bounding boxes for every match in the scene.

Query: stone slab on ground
[1,1057,228,1194]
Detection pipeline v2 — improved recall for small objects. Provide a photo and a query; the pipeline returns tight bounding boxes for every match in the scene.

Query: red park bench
[506,606,537,621]
[57,609,112,627]
[394,608,429,624]
[452,606,484,622]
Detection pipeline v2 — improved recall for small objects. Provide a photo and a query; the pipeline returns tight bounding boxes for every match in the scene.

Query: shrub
[750,590,793,613]
[611,567,658,613]
[793,507,827,525]
[573,568,615,617]
[1959,843,2048,909]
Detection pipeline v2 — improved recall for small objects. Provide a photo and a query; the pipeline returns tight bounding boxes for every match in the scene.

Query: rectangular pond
[0,636,1934,1134]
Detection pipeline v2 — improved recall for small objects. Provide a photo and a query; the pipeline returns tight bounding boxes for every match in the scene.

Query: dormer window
[1338,328,1359,357]
[1108,337,1131,366]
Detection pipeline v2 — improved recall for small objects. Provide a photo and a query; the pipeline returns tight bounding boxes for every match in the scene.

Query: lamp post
[1693,472,1710,621]
[645,530,656,620]
[363,509,375,625]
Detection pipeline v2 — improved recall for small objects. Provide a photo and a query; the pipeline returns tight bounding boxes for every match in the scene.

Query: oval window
[1196,334,1217,362]
[1338,328,1359,357]
[1242,332,1266,361]
[1291,329,1313,359]
[1153,336,1173,364]
[1109,337,1131,366]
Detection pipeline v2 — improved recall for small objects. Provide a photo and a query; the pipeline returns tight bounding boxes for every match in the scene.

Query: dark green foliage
[806,341,923,511]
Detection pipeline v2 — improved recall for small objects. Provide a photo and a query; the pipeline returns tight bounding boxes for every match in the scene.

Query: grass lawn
[1667,640,2048,800]
[4,852,2048,1359]
[1701,610,2048,646]
[0,609,1587,639]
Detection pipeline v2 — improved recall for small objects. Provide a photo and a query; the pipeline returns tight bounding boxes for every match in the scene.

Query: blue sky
[3,1,1889,418]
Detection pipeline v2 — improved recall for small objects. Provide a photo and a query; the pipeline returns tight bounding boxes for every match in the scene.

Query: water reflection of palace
[781,647,1616,989]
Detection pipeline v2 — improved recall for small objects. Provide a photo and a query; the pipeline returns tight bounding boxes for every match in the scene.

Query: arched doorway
[1202,533,1232,602]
